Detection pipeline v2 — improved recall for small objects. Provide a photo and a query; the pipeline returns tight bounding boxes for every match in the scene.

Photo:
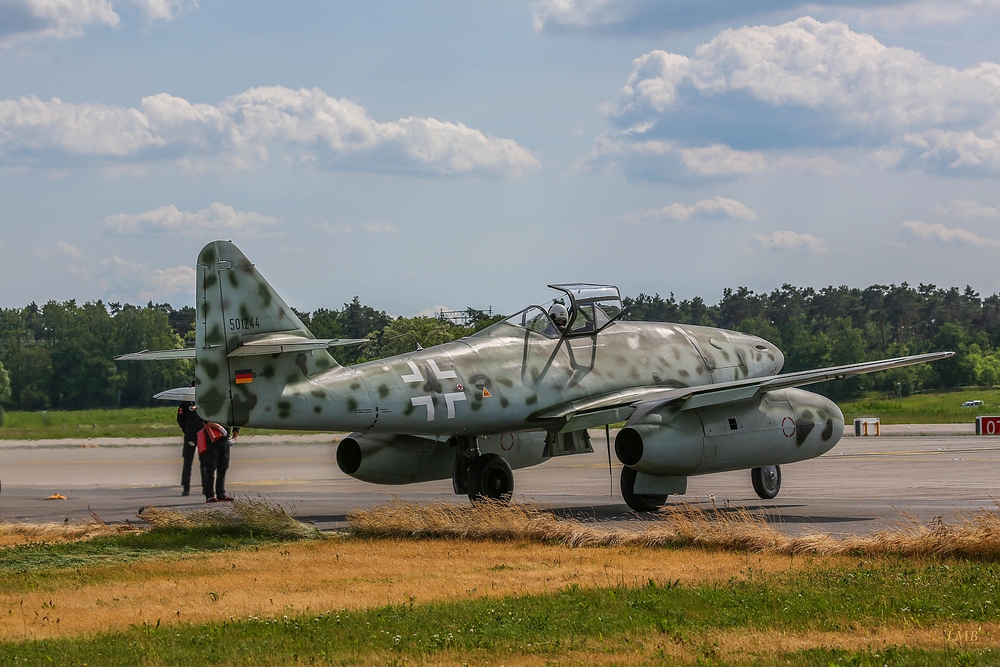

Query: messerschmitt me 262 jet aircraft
[119,241,952,511]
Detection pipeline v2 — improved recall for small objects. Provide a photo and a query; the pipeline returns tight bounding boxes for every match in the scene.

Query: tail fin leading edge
[194,240,336,425]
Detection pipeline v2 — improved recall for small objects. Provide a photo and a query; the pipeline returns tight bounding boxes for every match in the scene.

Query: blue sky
[3,1,1000,316]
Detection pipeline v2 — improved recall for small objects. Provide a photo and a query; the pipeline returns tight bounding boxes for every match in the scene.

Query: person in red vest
[199,422,238,502]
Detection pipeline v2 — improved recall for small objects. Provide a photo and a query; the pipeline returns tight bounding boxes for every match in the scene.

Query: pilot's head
[548,303,569,331]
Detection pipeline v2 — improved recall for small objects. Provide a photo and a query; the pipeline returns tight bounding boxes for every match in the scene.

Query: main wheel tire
[620,466,667,512]
[751,465,781,499]
[467,454,514,503]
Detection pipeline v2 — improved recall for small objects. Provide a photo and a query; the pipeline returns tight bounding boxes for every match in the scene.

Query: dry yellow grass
[138,495,322,540]
[349,499,1000,558]
[0,514,140,547]
[0,536,810,641]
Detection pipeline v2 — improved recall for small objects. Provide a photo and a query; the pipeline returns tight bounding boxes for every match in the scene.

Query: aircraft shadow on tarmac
[544,504,871,526]
[294,504,872,529]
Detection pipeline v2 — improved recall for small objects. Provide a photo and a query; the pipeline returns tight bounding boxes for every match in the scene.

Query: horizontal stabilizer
[534,351,955,424]
[115,348,196,361]
[227,336,369,357]
[153,386,196,402]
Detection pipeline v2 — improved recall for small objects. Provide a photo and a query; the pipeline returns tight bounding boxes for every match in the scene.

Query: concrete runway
[1,426,998,534]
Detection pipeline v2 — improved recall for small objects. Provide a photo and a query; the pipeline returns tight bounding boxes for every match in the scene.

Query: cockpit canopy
[500,283,623,338]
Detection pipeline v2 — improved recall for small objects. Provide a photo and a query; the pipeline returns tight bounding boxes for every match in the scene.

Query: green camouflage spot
[314,406,322,413]
[470,401,482,411]
[203,273,218,289]
[205,325,224,345]
[496,377,514,387]
[228,271,240,288]
[287,373,299,384]
[231,388,258,426]
[199,388,226,417]
[378,384,389,398]
[404,402,415,415]
[350,382,360,390]
[198,245,216,266]
[316,357,331,370]
[311,389,326,398]
[240,304,251,319]
[347,397,358,412]
[201,360,220,379]
[500,397,509,408]
[277,400,291,419]
[525,394,538,405]
[263,365,275,378]
[257,283,272,307]
[200,300,212,316]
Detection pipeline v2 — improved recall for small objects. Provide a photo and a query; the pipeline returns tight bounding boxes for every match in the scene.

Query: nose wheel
[751,465,781,499]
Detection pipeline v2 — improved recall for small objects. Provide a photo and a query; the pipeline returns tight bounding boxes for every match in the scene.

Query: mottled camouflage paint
[177,240,947,494]
[194,240,787,436]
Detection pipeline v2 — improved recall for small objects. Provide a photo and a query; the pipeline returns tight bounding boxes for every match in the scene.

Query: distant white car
[961,400,985,408]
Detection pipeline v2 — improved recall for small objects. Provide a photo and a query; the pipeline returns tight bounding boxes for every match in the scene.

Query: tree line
[0,282,996,421]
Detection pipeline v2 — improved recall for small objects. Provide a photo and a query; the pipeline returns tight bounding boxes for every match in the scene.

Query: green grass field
[1,555,997,665]
[839,388,1000,424]
[0,407,319,439]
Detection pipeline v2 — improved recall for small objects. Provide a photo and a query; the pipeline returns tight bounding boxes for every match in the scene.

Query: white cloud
[753,230,829,254]
[128,0,195,23]
[0,0,193,46]
[0,0,119,46]
[56,240,83,259]
[589,17,1000,180]
[934,199,1000,219]
[101,202,278,236]
[531,0,1000,35]
[310,221,353,234]
[363,221,397,234]
[100,254,194,302]
[900,220,1000,249]
[0,86,540,177]
[625,196,758,222]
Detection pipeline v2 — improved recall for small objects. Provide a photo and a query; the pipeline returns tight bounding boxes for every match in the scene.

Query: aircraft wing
[533,351,954,431]
[152,386,196,402]
[115,348,196,361]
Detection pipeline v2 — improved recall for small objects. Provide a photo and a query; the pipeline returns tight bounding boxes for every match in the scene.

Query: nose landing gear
[751,465,781,499]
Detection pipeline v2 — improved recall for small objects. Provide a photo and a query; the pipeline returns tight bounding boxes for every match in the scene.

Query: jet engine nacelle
[615,388,845,477]
[336,430,553,485]
[336,433,456,485]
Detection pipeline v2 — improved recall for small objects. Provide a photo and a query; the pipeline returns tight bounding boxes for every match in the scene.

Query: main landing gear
[751,465,781,499]
[453,437,514,503]
[620,466,667,513]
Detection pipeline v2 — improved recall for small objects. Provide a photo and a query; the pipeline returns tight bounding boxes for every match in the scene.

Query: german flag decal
[234,369,253,384]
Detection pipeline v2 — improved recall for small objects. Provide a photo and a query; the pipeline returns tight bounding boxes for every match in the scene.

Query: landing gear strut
[751,465,781,499]
[452,437,514,504]
[620,466,666,512]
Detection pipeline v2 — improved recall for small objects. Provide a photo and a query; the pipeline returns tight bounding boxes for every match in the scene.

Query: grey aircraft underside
[118,240,952,511]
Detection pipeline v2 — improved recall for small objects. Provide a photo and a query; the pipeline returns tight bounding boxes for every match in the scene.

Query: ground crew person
[200,422,238,502]
[175,383,203,496]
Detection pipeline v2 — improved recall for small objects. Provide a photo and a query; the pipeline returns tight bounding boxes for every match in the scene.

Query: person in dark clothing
[175,392,203,497]
[200,422,238,502]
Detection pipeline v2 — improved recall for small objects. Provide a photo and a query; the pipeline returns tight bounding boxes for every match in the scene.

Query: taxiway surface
[1,426,997,534]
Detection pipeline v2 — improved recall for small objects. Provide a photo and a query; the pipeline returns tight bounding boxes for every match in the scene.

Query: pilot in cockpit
[545,303,569,336]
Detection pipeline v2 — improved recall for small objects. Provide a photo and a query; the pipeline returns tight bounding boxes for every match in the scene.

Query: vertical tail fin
[194,240,334,425]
